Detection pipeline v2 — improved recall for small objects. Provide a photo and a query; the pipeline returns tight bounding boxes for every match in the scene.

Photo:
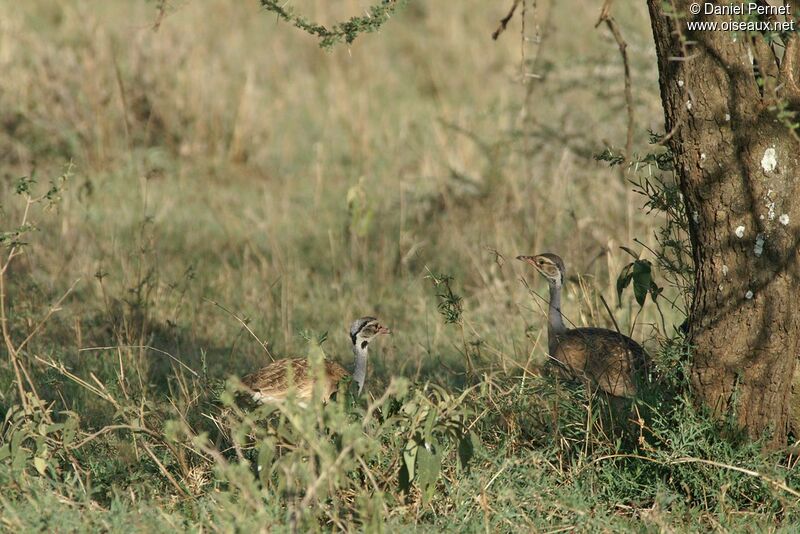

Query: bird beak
[516,255,537,266]
[377,324,391,335]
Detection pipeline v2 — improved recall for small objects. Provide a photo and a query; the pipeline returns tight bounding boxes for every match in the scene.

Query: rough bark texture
[647,1,800,446]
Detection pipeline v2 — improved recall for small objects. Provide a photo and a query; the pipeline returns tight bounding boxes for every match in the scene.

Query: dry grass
[3,1,760,531]
[0,0,669,382]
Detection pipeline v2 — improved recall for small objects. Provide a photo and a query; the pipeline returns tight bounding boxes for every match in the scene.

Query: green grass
[1,0,798,531]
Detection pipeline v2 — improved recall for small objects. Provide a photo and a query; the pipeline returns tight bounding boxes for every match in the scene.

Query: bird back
[241,358,350,404]
[551,327,648,398]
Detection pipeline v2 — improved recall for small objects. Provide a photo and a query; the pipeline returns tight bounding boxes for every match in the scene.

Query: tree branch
[597,2,634,161]
[492,0,521,40]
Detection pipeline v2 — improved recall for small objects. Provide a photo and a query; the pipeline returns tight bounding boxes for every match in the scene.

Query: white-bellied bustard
[240,316,390,404]
[517,253,648,398]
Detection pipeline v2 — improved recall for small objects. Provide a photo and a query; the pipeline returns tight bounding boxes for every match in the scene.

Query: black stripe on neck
[351,322,368,345]
[351,317,377,345]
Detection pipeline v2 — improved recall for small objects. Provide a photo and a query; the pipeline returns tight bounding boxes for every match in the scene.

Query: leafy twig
[260,0,405,49]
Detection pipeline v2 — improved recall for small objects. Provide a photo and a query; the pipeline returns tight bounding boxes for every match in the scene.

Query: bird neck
[352,341,368,394]
[548,282,567,340]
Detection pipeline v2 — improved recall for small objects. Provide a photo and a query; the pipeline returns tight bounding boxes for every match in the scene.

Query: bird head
[349,316,391,349]
[516,253,566,288]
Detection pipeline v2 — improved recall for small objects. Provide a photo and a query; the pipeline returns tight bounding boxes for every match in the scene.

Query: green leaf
[458,431,481,471]
[12,446,28,476]
[632,260,653,306]
[457,436,473,471]
[616,263,633,304]
[398,463,411,493]
[10,426,25,456]
[33,457,48,475]
[219,389,235,407]
[416,438,442,503]
[403,439,418,482]
[257,438,275,485]
[423,407,438,442]
[44,423,64,435]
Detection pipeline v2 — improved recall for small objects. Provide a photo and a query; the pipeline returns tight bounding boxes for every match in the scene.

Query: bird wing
[241,358,308,403]
[242,358,350,404]
[324,361,350,383]
[553,328,646,398]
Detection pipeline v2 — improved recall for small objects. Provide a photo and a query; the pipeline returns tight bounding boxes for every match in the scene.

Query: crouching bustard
[517,253,648,398]
[241,316,390,405]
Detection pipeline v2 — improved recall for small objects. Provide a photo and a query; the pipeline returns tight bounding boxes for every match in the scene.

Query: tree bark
[646,1,800,447]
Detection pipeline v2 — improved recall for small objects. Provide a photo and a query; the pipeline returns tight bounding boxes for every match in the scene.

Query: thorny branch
[596,0,635,161]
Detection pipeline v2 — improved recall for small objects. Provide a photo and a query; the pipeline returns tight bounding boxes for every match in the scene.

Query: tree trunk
[646,1,800,446]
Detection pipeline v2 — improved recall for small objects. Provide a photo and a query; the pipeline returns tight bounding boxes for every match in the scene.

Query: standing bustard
[241,316,390,404]
[517,253,648,398]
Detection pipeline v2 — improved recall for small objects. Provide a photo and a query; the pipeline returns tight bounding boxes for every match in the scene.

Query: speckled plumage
[241,357,350,404]
[240,316,389,405]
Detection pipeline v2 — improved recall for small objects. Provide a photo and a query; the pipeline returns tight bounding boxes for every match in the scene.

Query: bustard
[241,316,390,404]
[517,253,648,398]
